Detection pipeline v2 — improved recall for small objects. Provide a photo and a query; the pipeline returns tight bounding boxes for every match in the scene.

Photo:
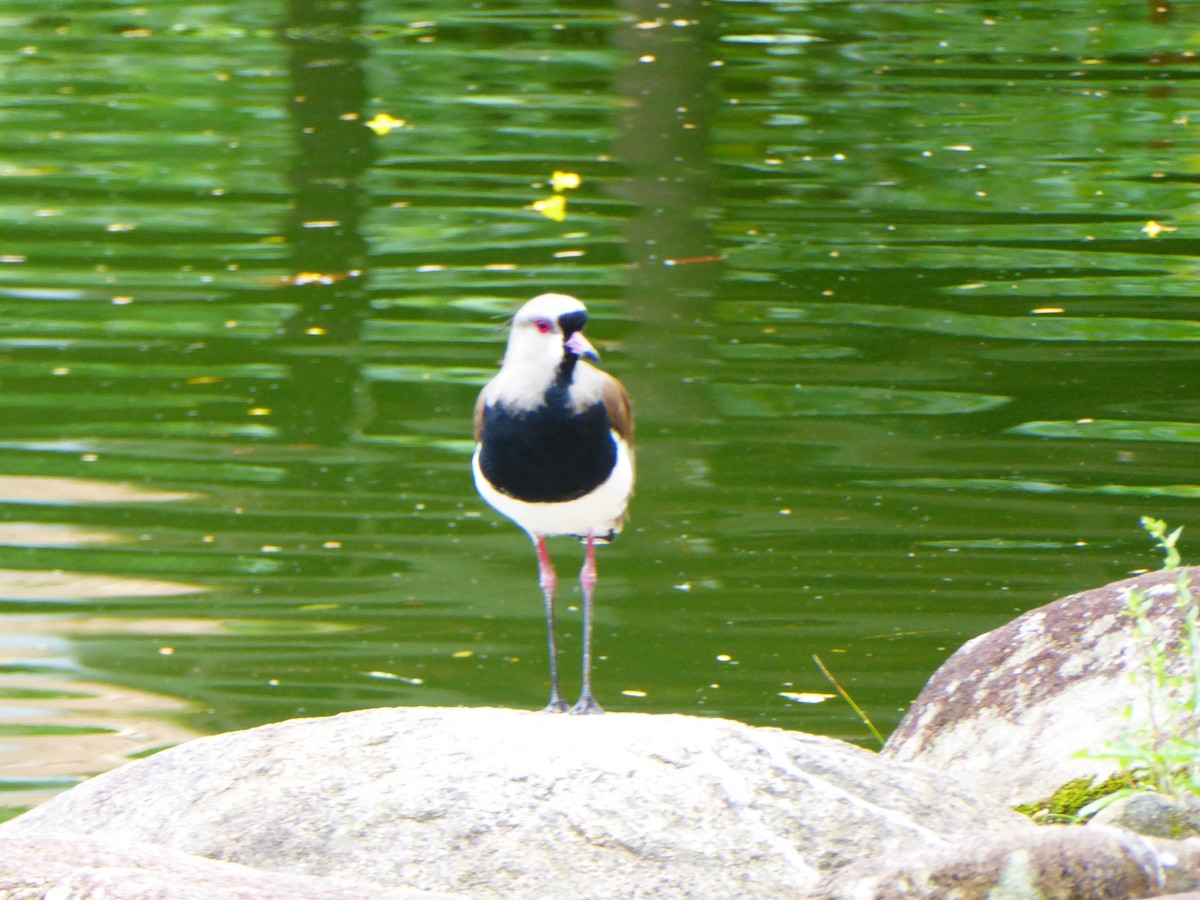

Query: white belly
[472,435,634,539]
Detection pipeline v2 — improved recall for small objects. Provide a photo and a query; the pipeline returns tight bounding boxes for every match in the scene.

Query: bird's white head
[503,293,599,372]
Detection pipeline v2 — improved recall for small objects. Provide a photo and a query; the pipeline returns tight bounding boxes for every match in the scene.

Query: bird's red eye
[533,318,554,334]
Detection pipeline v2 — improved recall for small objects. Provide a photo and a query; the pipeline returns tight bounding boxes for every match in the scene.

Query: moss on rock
[1015,772,1140,823]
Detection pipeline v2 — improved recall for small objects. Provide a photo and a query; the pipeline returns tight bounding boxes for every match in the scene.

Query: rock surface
[0,832,449,899]
[1090,792,1200,840]
[808,824,1200,899]
[883,567,1200,805]
[0,706,1029,898]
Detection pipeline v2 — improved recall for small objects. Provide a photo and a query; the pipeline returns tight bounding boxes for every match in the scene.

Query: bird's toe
[568,694,604,715]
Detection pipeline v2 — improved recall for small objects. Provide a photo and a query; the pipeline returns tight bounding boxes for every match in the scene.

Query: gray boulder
[808,824,1200,899]
[1090,792,1200,840]
[883,567,1200,806]
[0,832,449,899]
[0,706,1029,898]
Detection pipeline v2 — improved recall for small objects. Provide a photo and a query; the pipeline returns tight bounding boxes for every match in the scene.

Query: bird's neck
[553,355,579,391]
[491,354,579,413]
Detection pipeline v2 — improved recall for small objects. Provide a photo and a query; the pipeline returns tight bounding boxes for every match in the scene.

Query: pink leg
[534,535,568,712]
[570,535,603,714]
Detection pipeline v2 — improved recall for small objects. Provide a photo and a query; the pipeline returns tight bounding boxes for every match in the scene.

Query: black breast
[478,392,617,504]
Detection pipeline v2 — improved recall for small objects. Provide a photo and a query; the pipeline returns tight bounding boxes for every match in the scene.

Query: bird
[472,293,634,715]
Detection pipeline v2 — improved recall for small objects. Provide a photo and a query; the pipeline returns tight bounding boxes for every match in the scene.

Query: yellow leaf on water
[550,170,581,191]
[1142,220,1177,238]
[531,194,567,222]
[365,113,406,136]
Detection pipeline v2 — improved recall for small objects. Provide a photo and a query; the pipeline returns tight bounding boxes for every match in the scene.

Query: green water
[0,0,1198,801]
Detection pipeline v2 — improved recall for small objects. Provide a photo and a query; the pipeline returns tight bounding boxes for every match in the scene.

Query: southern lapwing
[472,293,634,714]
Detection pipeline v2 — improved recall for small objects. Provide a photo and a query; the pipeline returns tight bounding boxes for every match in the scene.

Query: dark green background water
[1,0,1198,804]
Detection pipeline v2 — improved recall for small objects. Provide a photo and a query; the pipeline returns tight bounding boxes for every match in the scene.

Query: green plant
[1141,515,1184,569]
[1076,517,1199,818]
[1016,773,1145,824]
[812,654,884,748]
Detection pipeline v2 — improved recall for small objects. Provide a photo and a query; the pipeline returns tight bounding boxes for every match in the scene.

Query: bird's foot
[541,697,570,713]
[568,694,604,715]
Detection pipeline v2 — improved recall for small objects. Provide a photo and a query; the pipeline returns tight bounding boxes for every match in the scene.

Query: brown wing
[601,374,634,444]
[473,389,486,443]
[603,374,635,525]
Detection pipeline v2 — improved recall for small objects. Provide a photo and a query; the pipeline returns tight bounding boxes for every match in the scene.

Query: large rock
[1089,792,1200,840]
[0,706,1029,898]
[883,567,1200,806]
[0,832,450,899]
[808,824,1200,899]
